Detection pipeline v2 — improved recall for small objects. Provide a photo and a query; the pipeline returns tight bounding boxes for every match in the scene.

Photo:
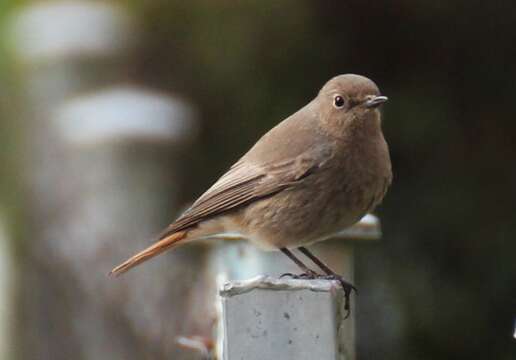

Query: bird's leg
[298,246,357,318]
[279,248,319,279]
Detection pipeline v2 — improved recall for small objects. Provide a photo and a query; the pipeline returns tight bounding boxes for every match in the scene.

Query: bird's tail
[110,230,188,276]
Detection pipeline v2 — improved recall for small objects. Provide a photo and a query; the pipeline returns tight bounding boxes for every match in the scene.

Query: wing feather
[158,157,320,239]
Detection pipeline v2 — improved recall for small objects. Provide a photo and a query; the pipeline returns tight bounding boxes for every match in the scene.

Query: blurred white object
[9,0,134,62]
[55,87,198,145]
[208,214,381,242]
[8,2,204,358]
[0,216,13,359]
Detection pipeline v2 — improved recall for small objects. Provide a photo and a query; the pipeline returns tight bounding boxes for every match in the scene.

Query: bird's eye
[333,95,345,108]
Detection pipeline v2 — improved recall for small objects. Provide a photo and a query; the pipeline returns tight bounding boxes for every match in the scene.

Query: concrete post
[220,276,348,360]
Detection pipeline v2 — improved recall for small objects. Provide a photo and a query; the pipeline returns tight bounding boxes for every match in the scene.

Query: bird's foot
[280,269,319,280]
[280,271,356,318]
[320,274,357,319]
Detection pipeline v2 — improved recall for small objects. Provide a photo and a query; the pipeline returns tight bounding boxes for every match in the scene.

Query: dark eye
[333,95,345,108]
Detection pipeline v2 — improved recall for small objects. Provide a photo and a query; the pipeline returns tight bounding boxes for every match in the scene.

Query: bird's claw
[280,269,319,279]
[280,272,356,319]
[320,274,357,318]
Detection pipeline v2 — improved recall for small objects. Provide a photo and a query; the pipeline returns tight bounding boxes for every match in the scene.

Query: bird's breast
[238,136,391,249]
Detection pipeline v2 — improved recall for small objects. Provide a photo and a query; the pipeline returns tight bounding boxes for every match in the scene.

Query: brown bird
[111,74,392,312]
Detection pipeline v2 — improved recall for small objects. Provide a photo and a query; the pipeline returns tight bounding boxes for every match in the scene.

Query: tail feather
[110,230,188,276]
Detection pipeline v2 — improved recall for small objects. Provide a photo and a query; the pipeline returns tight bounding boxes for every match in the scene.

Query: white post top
[54,86,198,145]
[220,275,341,296]
[334,213,382,240]
[8,0,135,63]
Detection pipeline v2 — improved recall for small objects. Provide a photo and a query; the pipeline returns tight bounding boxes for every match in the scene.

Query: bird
[111,74,392,314]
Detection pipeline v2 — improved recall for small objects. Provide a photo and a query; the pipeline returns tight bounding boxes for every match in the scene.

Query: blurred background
[0,0,515,359]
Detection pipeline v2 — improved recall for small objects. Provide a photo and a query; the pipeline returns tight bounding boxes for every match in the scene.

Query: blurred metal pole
[9,2,202,359]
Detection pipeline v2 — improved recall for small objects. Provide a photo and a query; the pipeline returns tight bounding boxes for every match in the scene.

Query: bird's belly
[239,182,372,249]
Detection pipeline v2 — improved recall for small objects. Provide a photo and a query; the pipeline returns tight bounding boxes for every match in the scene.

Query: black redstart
[111,74,392,313]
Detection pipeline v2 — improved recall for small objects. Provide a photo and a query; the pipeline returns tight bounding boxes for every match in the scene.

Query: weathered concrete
[219,276,353,360]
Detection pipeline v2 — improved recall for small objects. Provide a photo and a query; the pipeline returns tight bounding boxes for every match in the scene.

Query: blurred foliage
[1,0,516,359]
[0,0,24,237]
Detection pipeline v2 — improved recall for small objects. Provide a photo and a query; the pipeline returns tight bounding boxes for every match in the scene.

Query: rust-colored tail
[110,230,188,276]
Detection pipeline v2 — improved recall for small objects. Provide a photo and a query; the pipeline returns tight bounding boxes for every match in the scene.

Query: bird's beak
[365,95,388,108]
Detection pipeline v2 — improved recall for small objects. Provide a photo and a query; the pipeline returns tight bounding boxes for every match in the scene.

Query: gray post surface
[220,276,350,360]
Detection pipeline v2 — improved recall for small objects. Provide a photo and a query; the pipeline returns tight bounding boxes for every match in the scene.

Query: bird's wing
[158,153,323,239]
[159,101,333,239]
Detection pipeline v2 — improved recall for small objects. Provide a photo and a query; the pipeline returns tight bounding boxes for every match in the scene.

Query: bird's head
[317,74,388,137]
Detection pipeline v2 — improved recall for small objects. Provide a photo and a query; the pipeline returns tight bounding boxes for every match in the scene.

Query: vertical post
[52,86,199,357]
[212,214,381,360]
[220,276,347,360]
